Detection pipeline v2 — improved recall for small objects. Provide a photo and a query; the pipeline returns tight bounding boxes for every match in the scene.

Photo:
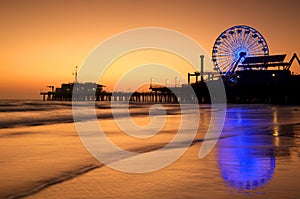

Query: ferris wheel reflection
[217,133,276,190]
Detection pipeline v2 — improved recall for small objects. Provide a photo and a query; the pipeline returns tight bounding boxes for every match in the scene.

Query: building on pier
[40,82,105,101]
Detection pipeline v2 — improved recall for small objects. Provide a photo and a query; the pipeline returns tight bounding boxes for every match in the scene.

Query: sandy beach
[1,102,300,198]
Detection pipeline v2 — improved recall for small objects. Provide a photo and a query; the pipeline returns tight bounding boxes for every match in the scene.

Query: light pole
[150,78,155,88]
[165,79,169,87]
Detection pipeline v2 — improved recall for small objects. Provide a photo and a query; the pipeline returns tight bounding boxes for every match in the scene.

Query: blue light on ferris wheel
[212,25,269,74]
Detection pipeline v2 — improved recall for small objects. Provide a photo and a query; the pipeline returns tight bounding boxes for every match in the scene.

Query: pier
[40,83,198,103]
[40,52,300,104]
[41,25,300,104]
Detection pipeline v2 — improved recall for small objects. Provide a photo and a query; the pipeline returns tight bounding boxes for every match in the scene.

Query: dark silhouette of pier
[40,26,300,104]
[40,53,300,104]
[220,53,300,104]
[40,83,196,103]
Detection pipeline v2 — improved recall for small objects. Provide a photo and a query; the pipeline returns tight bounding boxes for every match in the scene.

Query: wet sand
[1,104,300,198]
[27,135,300,199]
[0,123,99,198]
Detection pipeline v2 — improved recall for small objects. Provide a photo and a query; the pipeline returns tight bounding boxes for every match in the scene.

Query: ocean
[0,100,300,198]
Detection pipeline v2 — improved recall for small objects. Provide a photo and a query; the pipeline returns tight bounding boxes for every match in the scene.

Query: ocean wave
[0,102,182,129]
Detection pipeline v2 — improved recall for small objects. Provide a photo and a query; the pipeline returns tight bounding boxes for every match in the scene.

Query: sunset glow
[0,0,299,99]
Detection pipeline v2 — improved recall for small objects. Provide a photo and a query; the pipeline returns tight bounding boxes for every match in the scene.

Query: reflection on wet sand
[217,106,298,191]
[218,134,276,190]
[272,107,298,157]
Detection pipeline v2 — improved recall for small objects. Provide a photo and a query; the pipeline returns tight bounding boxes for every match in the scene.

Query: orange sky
[0,0,299,99]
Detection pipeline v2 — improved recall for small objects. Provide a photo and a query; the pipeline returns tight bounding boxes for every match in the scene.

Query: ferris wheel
[212,25,269,75]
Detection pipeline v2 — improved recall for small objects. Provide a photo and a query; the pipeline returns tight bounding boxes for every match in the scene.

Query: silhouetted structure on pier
[40,82,105,101]
[40,52,300,104]
[190,53,300,104]
[207,25,300,104]
[40,25,300,104]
